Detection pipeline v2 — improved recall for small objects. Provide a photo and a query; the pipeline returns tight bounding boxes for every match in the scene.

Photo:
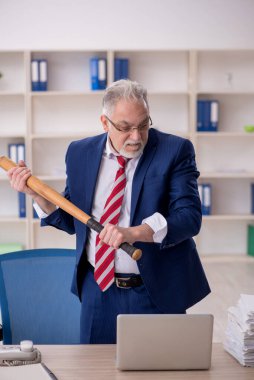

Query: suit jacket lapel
[84,134,107,214]
[130,129,158,225]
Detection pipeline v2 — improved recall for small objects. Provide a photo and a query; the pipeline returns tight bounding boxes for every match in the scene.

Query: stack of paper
[0,363,54,380]
[224,294,254,366]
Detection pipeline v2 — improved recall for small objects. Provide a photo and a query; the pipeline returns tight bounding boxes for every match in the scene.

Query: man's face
[101,99,150,159]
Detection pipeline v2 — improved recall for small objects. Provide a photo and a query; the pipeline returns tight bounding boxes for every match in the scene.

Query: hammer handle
[0,156,142,261]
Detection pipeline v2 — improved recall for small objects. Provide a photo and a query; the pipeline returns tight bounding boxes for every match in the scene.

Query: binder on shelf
[8,143,17,164]
[121,59,129,80]
[17,143,26,218]
[114,58,121,81]
[31,60,40,91]
[200,184,212,215]
[114,58,129,81]
[31,59,48,91]
[203,101,211,131]
[197,100,219,132]
[7,143,26,218]
[90,57,107,90]
[98,58,107,89]
[197,100,205,132]
[210,100,219,131]
[39,59,48,91]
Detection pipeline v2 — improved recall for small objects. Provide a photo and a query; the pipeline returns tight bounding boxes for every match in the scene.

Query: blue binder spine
[8,143,18,163]
[39,59,48,91]
[197,100,205,131]
[114,58,129,81]
[114,58,121,81]
[98,58,107,89]
[202,184,211,215]
[121,58,129,79]
[31,60,40,91]
[90,57,99,90]
[251,183,254,214]
[17,143,26,218]
[203,101,211,132]
[210,100,219,132]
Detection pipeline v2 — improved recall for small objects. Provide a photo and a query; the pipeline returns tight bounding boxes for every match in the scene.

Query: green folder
[0,243,23,255]
[247,225,254,257]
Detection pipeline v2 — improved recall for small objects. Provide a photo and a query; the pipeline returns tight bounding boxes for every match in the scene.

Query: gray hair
[102,79,149,116]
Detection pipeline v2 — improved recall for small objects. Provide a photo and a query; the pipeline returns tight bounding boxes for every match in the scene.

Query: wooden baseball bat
[0,156,142,261]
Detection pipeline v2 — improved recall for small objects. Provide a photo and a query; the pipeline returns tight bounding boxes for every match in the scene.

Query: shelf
[1,49,254,255]
[30,90,190,97]
[30,91,105,96]
[0,217,28,223]
[0,92,25,96]
[197,132,254,137]
[0,133,26,138]
[200,172,254,178]
[200,254,254,263]
[202,214,254,221]
[148,91,190,95]
[31,132,97,140]
[197,91,254,95]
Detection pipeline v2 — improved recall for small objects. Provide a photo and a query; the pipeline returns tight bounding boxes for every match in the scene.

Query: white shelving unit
[0,49,254,255]
[195,50,254,255]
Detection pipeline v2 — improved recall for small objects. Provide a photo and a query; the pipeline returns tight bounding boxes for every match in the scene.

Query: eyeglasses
[105,115,152,133]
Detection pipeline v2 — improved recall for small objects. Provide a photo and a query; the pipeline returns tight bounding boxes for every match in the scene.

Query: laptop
[116,314,213,370]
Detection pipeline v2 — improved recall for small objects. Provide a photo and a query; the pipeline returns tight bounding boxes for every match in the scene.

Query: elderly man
[8,79,210,344]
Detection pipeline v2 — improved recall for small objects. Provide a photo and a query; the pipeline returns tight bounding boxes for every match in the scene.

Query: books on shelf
[247,225,254,257]
[31,59,48,91]
[8,143,26,218]
[197,100,219,132]
[90,57,107,90]
[0,243,23,254]
[114,58,129,81]
[198,184,212,215]
[224,294,254,367]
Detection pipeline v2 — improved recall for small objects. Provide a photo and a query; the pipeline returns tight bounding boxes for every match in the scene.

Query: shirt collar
[105,135,118,158]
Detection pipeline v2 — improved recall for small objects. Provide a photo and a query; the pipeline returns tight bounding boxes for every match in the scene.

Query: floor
[189,255,254,342]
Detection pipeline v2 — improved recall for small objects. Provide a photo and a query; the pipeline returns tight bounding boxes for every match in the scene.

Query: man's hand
[98,223,154,249]
[7,160,56,215]
[7,160,37,197]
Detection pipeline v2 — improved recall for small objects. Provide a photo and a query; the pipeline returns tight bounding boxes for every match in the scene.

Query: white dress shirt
[34,136,167,273]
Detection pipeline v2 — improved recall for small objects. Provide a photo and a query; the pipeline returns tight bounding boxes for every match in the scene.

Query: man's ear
[101,115,109,132]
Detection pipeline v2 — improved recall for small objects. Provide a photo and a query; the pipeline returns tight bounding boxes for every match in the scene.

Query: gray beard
[119,144,144,159]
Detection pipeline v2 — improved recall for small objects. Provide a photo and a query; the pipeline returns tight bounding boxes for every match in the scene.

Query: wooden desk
[37,343,254,380]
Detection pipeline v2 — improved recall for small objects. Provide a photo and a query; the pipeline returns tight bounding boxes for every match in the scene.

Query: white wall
[0,0,254,50]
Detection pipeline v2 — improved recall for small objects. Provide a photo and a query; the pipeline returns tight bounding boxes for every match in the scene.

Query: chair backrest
[0,249,81,344]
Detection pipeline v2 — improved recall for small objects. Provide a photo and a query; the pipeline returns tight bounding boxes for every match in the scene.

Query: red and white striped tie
[94,156,128,291]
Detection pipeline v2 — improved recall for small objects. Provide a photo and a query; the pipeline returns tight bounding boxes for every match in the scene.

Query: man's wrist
[130,223,154,243]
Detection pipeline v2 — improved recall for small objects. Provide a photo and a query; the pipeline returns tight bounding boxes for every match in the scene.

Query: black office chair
[0,249,81,344]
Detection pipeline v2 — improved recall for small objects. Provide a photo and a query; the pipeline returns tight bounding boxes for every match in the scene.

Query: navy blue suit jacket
[42,128,210,312]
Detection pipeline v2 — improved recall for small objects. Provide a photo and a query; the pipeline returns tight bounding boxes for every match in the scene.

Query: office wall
[0,0,254,50]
